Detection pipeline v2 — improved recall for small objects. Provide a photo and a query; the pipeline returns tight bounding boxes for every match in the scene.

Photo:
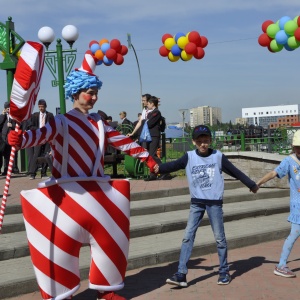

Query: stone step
[0,213,291,299]
[0,191,289,262]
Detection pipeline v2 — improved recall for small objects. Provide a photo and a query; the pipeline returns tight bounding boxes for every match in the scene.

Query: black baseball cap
[192,125,211,139]
[4,102,9,109]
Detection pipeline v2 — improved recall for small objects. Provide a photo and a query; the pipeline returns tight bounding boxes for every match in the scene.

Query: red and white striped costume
[20,109,155,300]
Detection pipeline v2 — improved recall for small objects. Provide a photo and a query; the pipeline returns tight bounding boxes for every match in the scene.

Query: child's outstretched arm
[257,170,278,188]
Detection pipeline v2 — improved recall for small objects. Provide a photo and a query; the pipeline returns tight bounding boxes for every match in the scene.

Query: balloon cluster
[258,16,300,52]
[89,38,128,66]
[159,31,208,62]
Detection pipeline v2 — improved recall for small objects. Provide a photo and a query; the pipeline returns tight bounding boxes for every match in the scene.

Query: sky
[1,0,300,124]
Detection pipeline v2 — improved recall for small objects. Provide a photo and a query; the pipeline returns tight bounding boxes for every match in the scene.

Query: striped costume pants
[21,179,130,300]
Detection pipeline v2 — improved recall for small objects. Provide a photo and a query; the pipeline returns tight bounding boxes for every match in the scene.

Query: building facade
[189,106,222,128]
[242,104,300,128]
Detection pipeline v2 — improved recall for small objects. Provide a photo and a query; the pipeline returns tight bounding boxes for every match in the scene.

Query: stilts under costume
[8,50,156,300]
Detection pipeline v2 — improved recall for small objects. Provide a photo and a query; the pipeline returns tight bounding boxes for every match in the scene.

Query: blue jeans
[178,202,229,275]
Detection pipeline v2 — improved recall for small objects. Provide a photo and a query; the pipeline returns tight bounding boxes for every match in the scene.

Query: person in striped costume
[8,52,156,300]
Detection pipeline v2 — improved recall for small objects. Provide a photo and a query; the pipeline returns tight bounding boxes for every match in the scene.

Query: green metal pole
[241,130,245,151]
[56,39,66,114]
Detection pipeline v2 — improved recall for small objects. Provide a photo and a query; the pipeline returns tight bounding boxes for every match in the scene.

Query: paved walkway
[2,173,300,300]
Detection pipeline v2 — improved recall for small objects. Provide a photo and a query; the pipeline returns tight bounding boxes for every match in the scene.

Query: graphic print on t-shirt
[191,163,216,189]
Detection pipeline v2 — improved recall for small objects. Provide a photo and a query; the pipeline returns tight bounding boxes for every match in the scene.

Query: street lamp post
[179,109,188,137]
[38,25,79,114]
[0,16,25,101]
[127,33,143,110]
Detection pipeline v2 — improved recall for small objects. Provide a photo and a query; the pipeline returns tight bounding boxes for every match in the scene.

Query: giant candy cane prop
[0,42,45,231]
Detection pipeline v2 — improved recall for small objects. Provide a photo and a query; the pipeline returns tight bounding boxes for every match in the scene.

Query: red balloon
[262,20,274,33]
[258,33,272,47]
[114,53,124,65]
[188,31,201,45]
[159,45,170,57]
[120,45,128,55]
[200,36,208,48]
[184,42,197,55]
[105,48,117,60]
[297,16,300,27]
[194,47,205,59]
[110,39,122,52]
[295,27,300,41]
[162,33,173,43]
[89,40,99,48]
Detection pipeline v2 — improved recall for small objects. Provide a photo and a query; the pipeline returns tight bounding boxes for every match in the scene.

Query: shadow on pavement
[73,256,277,299]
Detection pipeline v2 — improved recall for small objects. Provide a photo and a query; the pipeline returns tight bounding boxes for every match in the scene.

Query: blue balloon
[103,56,113,65]
[279,16,292,30]
[174,32,185,42]
[90,43,101,54]
[101,43,110,54]
[275,30,289,45]
[284,44,294,51]
[96,60,103,65]
[171,44,182,56]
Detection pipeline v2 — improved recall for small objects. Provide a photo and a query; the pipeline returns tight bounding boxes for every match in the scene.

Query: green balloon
[284,20,298,36]
[293,16,299,23]
[267,24,280,38]
[270,39,283,52]
[287,36,300,49]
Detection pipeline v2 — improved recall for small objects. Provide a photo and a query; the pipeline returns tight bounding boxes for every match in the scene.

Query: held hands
[250,184,259,194]
[8,130,23,149]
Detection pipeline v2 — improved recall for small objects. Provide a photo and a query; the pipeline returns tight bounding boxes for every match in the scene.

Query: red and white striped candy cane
[0,123,20,229]
[0,41,44,232]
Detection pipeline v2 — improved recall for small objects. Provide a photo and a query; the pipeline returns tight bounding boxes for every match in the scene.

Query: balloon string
[0,123,20,233]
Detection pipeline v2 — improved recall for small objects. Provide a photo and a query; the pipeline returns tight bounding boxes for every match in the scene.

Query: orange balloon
[99,39,109,46]
[95,49,104,60]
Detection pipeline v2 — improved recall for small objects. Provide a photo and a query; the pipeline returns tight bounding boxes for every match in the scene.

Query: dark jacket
[28,111,54,130]
[144,108,161,137]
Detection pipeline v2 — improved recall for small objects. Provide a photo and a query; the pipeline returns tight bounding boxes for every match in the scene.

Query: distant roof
[165,126,189,138]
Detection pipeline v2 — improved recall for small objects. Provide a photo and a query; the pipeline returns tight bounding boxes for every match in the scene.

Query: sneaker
[29,175,35,180]
[217,273,231,285]
[274,266,296,278]
[97,291,126,300]
[166,272,187,287]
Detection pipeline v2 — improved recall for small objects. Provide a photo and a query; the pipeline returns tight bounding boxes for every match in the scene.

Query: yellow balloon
[180,50,192,61]
[168,52,180,62]
[177,36,189,49]
[164,37,176,50]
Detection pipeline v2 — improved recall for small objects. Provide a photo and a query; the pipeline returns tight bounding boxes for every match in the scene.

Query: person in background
[119,111,133,135]
[0,101,19,175]
[154,125,259,286]
[128,93,152,144]
[257,129,300,278]
[26,99,54,179]
[143,96,172,181]
[131,113,142,142]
